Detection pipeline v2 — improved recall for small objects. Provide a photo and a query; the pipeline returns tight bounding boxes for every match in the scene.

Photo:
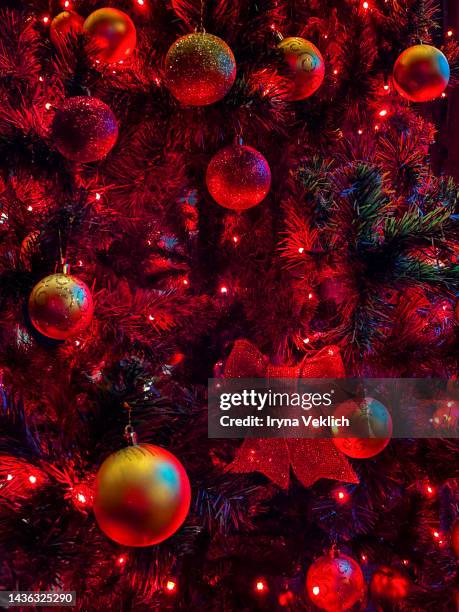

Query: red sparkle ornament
[393,44,450,102]
[83,8,136,64]
[49,11,84,47]
[332,397,392,459]
[165,32,236,106]
[51,96,118,163]
[206,144,271,210]
[370,566,410,602]
[93,443,191,547]
[277,36,325,100]
[306,552,366,611]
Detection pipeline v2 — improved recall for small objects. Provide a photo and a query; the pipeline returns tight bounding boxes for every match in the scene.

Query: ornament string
[124,402,138,446]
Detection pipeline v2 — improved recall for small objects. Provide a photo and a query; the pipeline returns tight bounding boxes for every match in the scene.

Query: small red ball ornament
[28,272,94,340]
[277,36,325,100]
[370,566,410,602]
[165,32,236,106]
[393,44,450,102]
[51,96,118,163]
[93,443,191,547]
[332,397,392,459]
[206,144,271,210]
[49,11,84,47]
[83,8,136,64]
[306,552,366,611]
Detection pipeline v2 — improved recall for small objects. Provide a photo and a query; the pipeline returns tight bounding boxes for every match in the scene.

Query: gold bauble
[164,32,236,106]
[93,444,191,547]
[28,272,93,340]
[277,36,325,101]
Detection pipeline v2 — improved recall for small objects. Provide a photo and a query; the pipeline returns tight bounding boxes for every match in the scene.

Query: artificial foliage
[0,0,458,610]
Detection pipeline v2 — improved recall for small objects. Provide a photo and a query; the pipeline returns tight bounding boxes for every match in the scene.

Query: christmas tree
[0,0,458,610]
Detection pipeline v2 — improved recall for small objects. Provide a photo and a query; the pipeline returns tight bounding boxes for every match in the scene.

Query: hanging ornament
[83,8,136,64]
[332,397,392,459]
[164,32,236,106]
[93,443,191,547]
[51,96,118,163]
[370,566,410,603]
[393,44,450,102]
[49,11,84,47]
[28,271,93,340]
[306,552,366,611]
[431,399,459,432]
[206,143,271,210]
[451,519,459,558]
[277,36,325,100]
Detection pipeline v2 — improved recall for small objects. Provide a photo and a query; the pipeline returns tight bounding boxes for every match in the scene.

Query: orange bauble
[93,444,191,547]
[393,44,450,102]
[332,397,392,459]
[306,553,366,611]
[28,272,93,341]
[84,8,136,64]
[50,11,84,47]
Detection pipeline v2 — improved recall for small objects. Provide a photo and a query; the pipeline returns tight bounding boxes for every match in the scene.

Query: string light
[43,16,50,24]
[220,286,228,295]
[361,554,367,562]
[6,474,13,481]
[95,192,101,200]
[308,292,313,299]
[255,579,267,593]
[358,129,363,135]
[298,247,305,254]
[64,0,70,7]
[117,555,126,565]
[312,586,320,596]
[29,475,37,484]
[447,30,453,37]
[45,103,52,110]
[335,488,348,503]
[362,1,369,9]
[378,109,388,117]
[303,337,310,344]
[383,84,389,91]
[183,279,189,286]
[166,580,176,592]
[232,235,239,244]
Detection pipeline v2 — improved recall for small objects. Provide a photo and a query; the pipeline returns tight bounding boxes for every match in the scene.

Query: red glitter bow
[224,340,358,489]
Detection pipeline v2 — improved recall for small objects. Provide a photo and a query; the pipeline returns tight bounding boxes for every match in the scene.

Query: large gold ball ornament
[83,8,137,64]
[49,11,84,48]
[393,44,450,102]
[278,36,325,101]
[165,32,236,106]
[93,444,191,547]
[28,273,93,341]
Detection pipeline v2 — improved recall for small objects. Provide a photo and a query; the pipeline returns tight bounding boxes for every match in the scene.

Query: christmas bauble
[206,144,271,210]
[83,8,136,64]
[393,44,450,102]
[278,36,325,100]
[51,96,118,163]
[370,566,409,602]
[332,397,392,459]
[28,272,93,340]
[93,443,191,547]
[431,400,459,432]
[306,553,365,611]
[50,11,84,47]
[451,520,459,557]
[164,32,236,106]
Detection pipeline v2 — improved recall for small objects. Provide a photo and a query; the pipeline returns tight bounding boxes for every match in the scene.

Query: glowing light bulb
[312,586,320,596]
[433,530,440,538]
[45,103,52,110]
[220,286,228,294]
[74,340,80,347]
[7,474,13,481]
[117,556,126,565]
[43,16,50,24]
[77,493,86,503]
[338,491,345,500]
[298,247,305,253]
[383,84,389,91]
[361,554,367,562]
[232,235,239,244]
[148,314,155,321]
[308,292,313,299]
[64,1,70,7]
[358,129,363,135]
[333,69,338,75]
[303,337,310,344]
[379,109,388,117]
[447,30,453,37]
[27,205,33,212]
[363,1,369,9]
[166,580,176,592]
[29,475,37,484]
[255,580,266,592]
[138,0,145,4]
[95,192,101,200]
[183,279,189,286]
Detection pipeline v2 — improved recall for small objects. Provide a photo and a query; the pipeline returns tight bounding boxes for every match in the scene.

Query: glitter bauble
[28,273,93,340]
[278,36,325,100]
[393,44,450,102]
[165,32,236,106]
[83,8,136,64]
[332,397,392,459]
[93,444,191,547]
[50,11,84,47]
[51,96,118,163]
[306,553,365,611]
[206,144,271,210]
[370,566,410,602]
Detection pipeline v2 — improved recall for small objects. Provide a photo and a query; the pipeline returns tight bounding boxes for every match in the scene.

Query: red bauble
[165,32,236,106]
[431,400,459,433]
[393,44,450,102]
[332,397,392,459]
[277,36,325,100]
[306,553,366,611]
[84,8,136,64]
[93,444,191,547]
[51,96,118,163]
[451,520,459,558]
[28,272,93,341]
[206,144,271,210]
[370,566,410,602]
[50,11,84,47]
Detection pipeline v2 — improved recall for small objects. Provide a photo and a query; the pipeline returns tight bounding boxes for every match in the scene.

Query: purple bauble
[51,96,118,163]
